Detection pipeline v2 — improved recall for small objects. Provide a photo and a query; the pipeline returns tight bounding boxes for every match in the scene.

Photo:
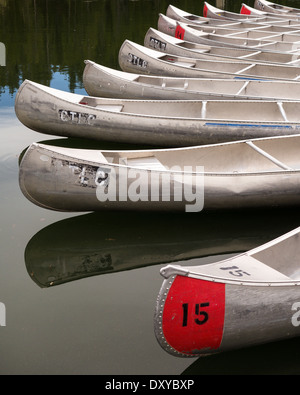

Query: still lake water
[2,0,300,375]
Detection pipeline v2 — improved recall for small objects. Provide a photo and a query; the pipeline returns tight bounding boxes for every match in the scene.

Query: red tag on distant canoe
[240,5,251,14]
[203,3,208,18]
[175,25,185,40]
[162,276,225,356]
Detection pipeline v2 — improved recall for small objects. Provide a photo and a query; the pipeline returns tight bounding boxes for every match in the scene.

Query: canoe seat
[121,156,166,171]
[162,55,196,68]
[96,104,124,112]
[173,61,195,68]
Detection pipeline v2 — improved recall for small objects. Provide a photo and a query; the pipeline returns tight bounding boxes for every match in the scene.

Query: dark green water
[1,0,300,375]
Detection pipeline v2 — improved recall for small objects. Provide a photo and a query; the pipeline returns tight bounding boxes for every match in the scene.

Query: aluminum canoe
[146,26,300,66]
[119,40,300,81]
[159,13,300,44]
[158,14,300,54]
[204,2,300,25]
[15,80,300,147]
[83,60,300,101]
[155,227,300,356]
[241,2,300,20]
[167,4,300,32]
[19,135,300,212]
[254,0,300,16]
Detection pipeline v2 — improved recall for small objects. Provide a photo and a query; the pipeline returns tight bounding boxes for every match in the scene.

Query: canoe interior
[240,3,300,20]
[205,2,300,25]
[133,76,300,99]
[173,228,300,282]
[91,135,300,174]
[167,4,300,32]
[254,0,300,15]
[252,232,300,280]
[80,95,300,123]
[157,13,300,52]
[169,22,300,42]
[174,40,300,64]
[85,62,300,101]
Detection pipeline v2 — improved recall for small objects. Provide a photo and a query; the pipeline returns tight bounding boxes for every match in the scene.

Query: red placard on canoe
[175,25,185,40]
[162,276,225,355]
[240,5,252,14]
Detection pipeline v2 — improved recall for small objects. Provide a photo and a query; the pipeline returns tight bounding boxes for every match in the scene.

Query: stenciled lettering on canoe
[256,1,265,11]
[127,53,148,68]
[58,109,96,124]
[149,36,167,51]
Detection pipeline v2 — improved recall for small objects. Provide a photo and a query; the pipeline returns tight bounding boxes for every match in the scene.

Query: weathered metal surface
[120,40,300,81]
[155,228,300,356]
[145,26,300,66]
[204,2,300,25]
[254,0,300,16]
[160,14,300,44]
[240,2,300,20]
[167,4,300,32]
[158,13,300,54]
[83,60,300,101]
[15,80,300,147]
[19,135,300,212]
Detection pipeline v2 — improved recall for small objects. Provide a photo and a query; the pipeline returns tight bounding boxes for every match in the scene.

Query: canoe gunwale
[159,264,300,287]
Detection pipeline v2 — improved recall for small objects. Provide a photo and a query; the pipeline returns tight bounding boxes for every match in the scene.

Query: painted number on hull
[149,37,166,51]
[128,53,148,68]
[220,265,251,277]
[162,276,225,355]
[59,109,96,124]
[182,302,209,327]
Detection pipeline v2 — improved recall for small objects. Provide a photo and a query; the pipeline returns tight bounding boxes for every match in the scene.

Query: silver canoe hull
[204,2,300,25]
[167,4,300,32]
[15,80,300,147]
[155,227,300,356]
[19,135,300,212]
[158,14,300,54]
[119,40,300,81]
[241,3,300,20]
[159,15,300,44]
[146,26,300,66]
[254,0,300,16]
[83,60,300,101]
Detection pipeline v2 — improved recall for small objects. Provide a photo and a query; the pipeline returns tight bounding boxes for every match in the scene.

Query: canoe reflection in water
[24,208,300,288]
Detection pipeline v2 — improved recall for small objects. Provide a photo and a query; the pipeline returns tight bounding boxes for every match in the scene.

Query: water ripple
[0,153,19,180]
